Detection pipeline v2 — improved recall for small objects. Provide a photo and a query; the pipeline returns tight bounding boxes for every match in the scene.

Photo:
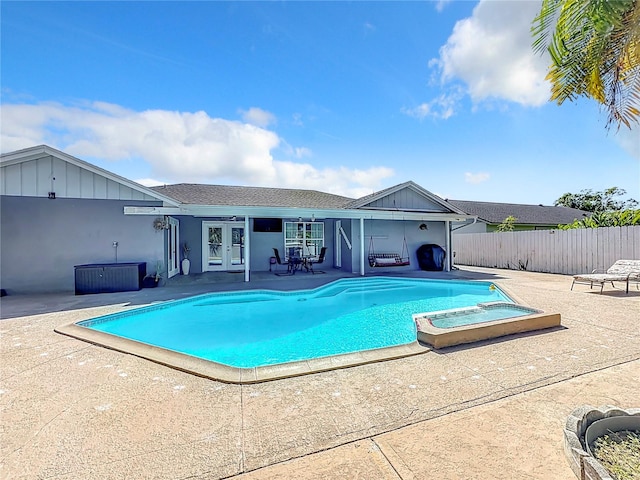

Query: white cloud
[292,113,304,126]
[402,91,461,120]
[271,162,394,198]
[0,101,395,197]
[278,140,313,160]
[294,147,312,158]
[465,172,490,184]
[134,178,165,187]
[435,0,452,13]
[614,126,640,160]
[432,0,550,107]
[239,107,276,127]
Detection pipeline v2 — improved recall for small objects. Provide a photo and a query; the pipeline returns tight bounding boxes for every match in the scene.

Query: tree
[496,215,518,232]
[554,187,638,212]
[558,209,640,228]
[532,0,640,130]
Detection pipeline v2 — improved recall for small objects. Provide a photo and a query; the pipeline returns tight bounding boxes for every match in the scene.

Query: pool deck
[1,266,638,479]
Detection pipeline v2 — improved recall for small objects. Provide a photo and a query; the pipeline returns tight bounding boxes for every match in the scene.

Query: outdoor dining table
[286,248,317,274]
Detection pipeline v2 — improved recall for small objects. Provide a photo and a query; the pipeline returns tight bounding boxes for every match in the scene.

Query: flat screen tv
[253,218,283,233]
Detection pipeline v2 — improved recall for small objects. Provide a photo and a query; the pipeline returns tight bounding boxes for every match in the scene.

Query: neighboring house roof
[447,199,590,225]
[150,183,354,209]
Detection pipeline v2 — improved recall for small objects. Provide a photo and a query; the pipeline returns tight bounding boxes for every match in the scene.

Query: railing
[453,226,640,275]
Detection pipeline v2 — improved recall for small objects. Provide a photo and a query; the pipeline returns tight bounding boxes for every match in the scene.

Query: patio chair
[288,247,304,272]
[273,248,302,275]
[307,246,327,274]
[272,248,295,276]
[571,259,640,294]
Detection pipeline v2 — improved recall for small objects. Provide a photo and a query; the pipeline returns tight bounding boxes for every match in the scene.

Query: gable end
[1,145,179,205]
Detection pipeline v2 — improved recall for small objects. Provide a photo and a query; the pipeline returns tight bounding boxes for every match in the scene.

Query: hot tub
[414,302,561,349]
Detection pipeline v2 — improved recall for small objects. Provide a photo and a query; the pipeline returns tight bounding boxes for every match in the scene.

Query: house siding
[339,220,354,272]
[454,222,561,235]
[0,155,158,201]
[358,220,448,273]
[0,196,164,294]
[366,189,449,212]
[453,221,488,234]
[485,224,558,233]
[250,229,287,272]
[173,217,340,274]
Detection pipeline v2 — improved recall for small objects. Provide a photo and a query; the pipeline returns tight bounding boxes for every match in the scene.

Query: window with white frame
[284,222,324,259]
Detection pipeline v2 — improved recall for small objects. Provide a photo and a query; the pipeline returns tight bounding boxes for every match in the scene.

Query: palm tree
[532,0,640,129]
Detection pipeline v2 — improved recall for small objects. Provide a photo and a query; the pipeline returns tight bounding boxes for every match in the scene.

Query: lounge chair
[571,259,640,294]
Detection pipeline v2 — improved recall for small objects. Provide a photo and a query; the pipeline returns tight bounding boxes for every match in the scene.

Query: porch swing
[368,233,411,267]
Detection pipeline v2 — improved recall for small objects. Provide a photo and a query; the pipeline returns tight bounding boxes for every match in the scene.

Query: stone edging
[564,405,640,480]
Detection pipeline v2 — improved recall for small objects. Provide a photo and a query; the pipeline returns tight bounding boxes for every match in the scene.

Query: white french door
[202,222,245,272]
[167,217,180,278]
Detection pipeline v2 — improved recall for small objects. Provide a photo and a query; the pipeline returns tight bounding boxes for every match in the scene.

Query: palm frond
[532,0,640,129]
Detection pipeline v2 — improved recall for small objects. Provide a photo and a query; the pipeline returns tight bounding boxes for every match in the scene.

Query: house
[447,199,590,234]
[0,145,473,294]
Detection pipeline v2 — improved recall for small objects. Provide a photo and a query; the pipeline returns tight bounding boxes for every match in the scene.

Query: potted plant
[564,406,640,480]
[142,260,164,288]
[181,243,191,275]
[585,416,640,480]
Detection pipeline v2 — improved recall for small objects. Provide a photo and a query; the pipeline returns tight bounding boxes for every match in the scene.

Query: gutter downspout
[451,216,478,231]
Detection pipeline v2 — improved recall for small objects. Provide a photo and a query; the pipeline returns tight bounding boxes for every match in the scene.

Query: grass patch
[593,430,640,480]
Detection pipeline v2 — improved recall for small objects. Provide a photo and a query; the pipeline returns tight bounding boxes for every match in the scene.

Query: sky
[1,1,639,205]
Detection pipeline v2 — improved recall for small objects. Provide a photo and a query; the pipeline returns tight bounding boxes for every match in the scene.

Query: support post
[445,220,451,272]
[335,220,342,268]
[244,216,250,282]
[360,217,365,276]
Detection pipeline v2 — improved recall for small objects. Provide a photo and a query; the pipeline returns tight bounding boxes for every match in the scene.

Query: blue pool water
[425,303,539,329]
[80,277,511,368]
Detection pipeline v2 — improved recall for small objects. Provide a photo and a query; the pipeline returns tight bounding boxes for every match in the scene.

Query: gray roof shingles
[447,199,590,225]
[151,183,588,225]
[150,184,354,209]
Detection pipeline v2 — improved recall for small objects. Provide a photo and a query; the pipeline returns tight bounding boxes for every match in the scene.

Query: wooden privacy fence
[453,226,640,275]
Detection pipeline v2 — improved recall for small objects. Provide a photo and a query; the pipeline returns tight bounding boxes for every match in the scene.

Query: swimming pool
[67,277,511,372]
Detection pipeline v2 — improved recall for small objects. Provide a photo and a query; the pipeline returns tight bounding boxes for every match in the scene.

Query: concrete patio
[1,267,638,479]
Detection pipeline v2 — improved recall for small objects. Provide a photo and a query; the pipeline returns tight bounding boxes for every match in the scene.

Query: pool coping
[54,321,429,383]
[53,279,554,383]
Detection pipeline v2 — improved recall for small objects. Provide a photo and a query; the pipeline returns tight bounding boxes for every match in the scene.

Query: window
[284,222,324,259]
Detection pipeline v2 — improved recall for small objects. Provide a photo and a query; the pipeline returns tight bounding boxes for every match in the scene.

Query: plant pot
[182,258,191,275]
[142,277,159,288]
[585,415,640,456]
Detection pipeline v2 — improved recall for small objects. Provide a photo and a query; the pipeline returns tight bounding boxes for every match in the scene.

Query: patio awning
[123,205,475,223]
